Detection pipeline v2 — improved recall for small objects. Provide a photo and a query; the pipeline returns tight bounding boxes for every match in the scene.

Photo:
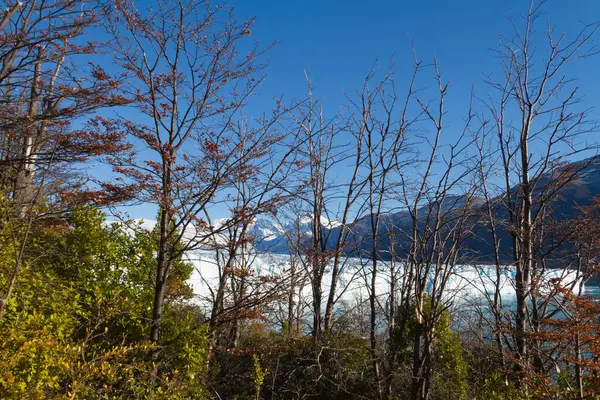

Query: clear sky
[228,0,600,113]
[119,0,600,221]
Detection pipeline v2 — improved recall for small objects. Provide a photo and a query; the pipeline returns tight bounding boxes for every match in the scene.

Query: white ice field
[185,249,585,315]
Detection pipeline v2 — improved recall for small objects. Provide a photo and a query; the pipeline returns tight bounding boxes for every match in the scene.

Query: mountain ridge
[253,156,600,262]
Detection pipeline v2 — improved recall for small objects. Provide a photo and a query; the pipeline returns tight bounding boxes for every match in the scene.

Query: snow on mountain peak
[295,214,342,229]
[251,216,285,242]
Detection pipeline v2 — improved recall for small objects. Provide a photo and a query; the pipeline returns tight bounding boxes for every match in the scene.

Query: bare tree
[481,0,599,380]
[101,0,296,358]
[200,117,301,348]
[283,75,367,338]
[339,55,478,399]
[348,62,415,398]
[395,63,477,400]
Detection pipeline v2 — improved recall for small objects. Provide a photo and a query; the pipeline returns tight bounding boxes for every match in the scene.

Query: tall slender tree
[482,1,599,380]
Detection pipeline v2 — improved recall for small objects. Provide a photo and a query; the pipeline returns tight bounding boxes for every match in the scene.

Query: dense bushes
[5,206,600,399]
[0,205,517,398]
[0,208,210,399]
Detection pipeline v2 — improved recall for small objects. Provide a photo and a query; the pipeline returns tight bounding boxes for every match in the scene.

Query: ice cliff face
[186,250,585,316]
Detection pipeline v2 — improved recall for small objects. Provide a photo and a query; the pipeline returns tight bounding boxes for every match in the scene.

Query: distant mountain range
[250,157,600,262]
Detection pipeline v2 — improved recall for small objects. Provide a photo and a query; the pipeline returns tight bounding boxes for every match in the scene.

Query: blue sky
[229,0,600,114]
[119,0,600,221]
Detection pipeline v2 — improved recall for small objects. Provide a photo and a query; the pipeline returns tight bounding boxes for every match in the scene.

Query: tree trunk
[515,113,533,376]
[311,273,322,339]
[150,204,171,349]
[287,258,297,335]
[13,47,43,216]
[150,155,175,353]
[411,321,425,400]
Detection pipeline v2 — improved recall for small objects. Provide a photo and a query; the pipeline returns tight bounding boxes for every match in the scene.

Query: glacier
[185,249,586,317]
[113,217,587,319]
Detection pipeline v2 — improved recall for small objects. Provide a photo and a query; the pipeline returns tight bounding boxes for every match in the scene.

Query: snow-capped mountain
[251,156,600,261]
[250,217,285,242]
[249,214,345,253]
[121,157,600,262]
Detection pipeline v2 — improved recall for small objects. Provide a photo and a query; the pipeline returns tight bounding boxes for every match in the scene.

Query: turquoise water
[584,284,600,299]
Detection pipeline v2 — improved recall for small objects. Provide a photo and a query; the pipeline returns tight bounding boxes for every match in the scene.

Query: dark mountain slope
[255,157,600,262]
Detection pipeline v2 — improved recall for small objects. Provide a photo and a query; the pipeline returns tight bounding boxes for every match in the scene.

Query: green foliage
[6,203,591,400]
[393,295,469,400]
[0,270,78,398]
[0,207,210,399]
[252,354,269,400]
[51,208,151,342]
[432,308,469,400]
